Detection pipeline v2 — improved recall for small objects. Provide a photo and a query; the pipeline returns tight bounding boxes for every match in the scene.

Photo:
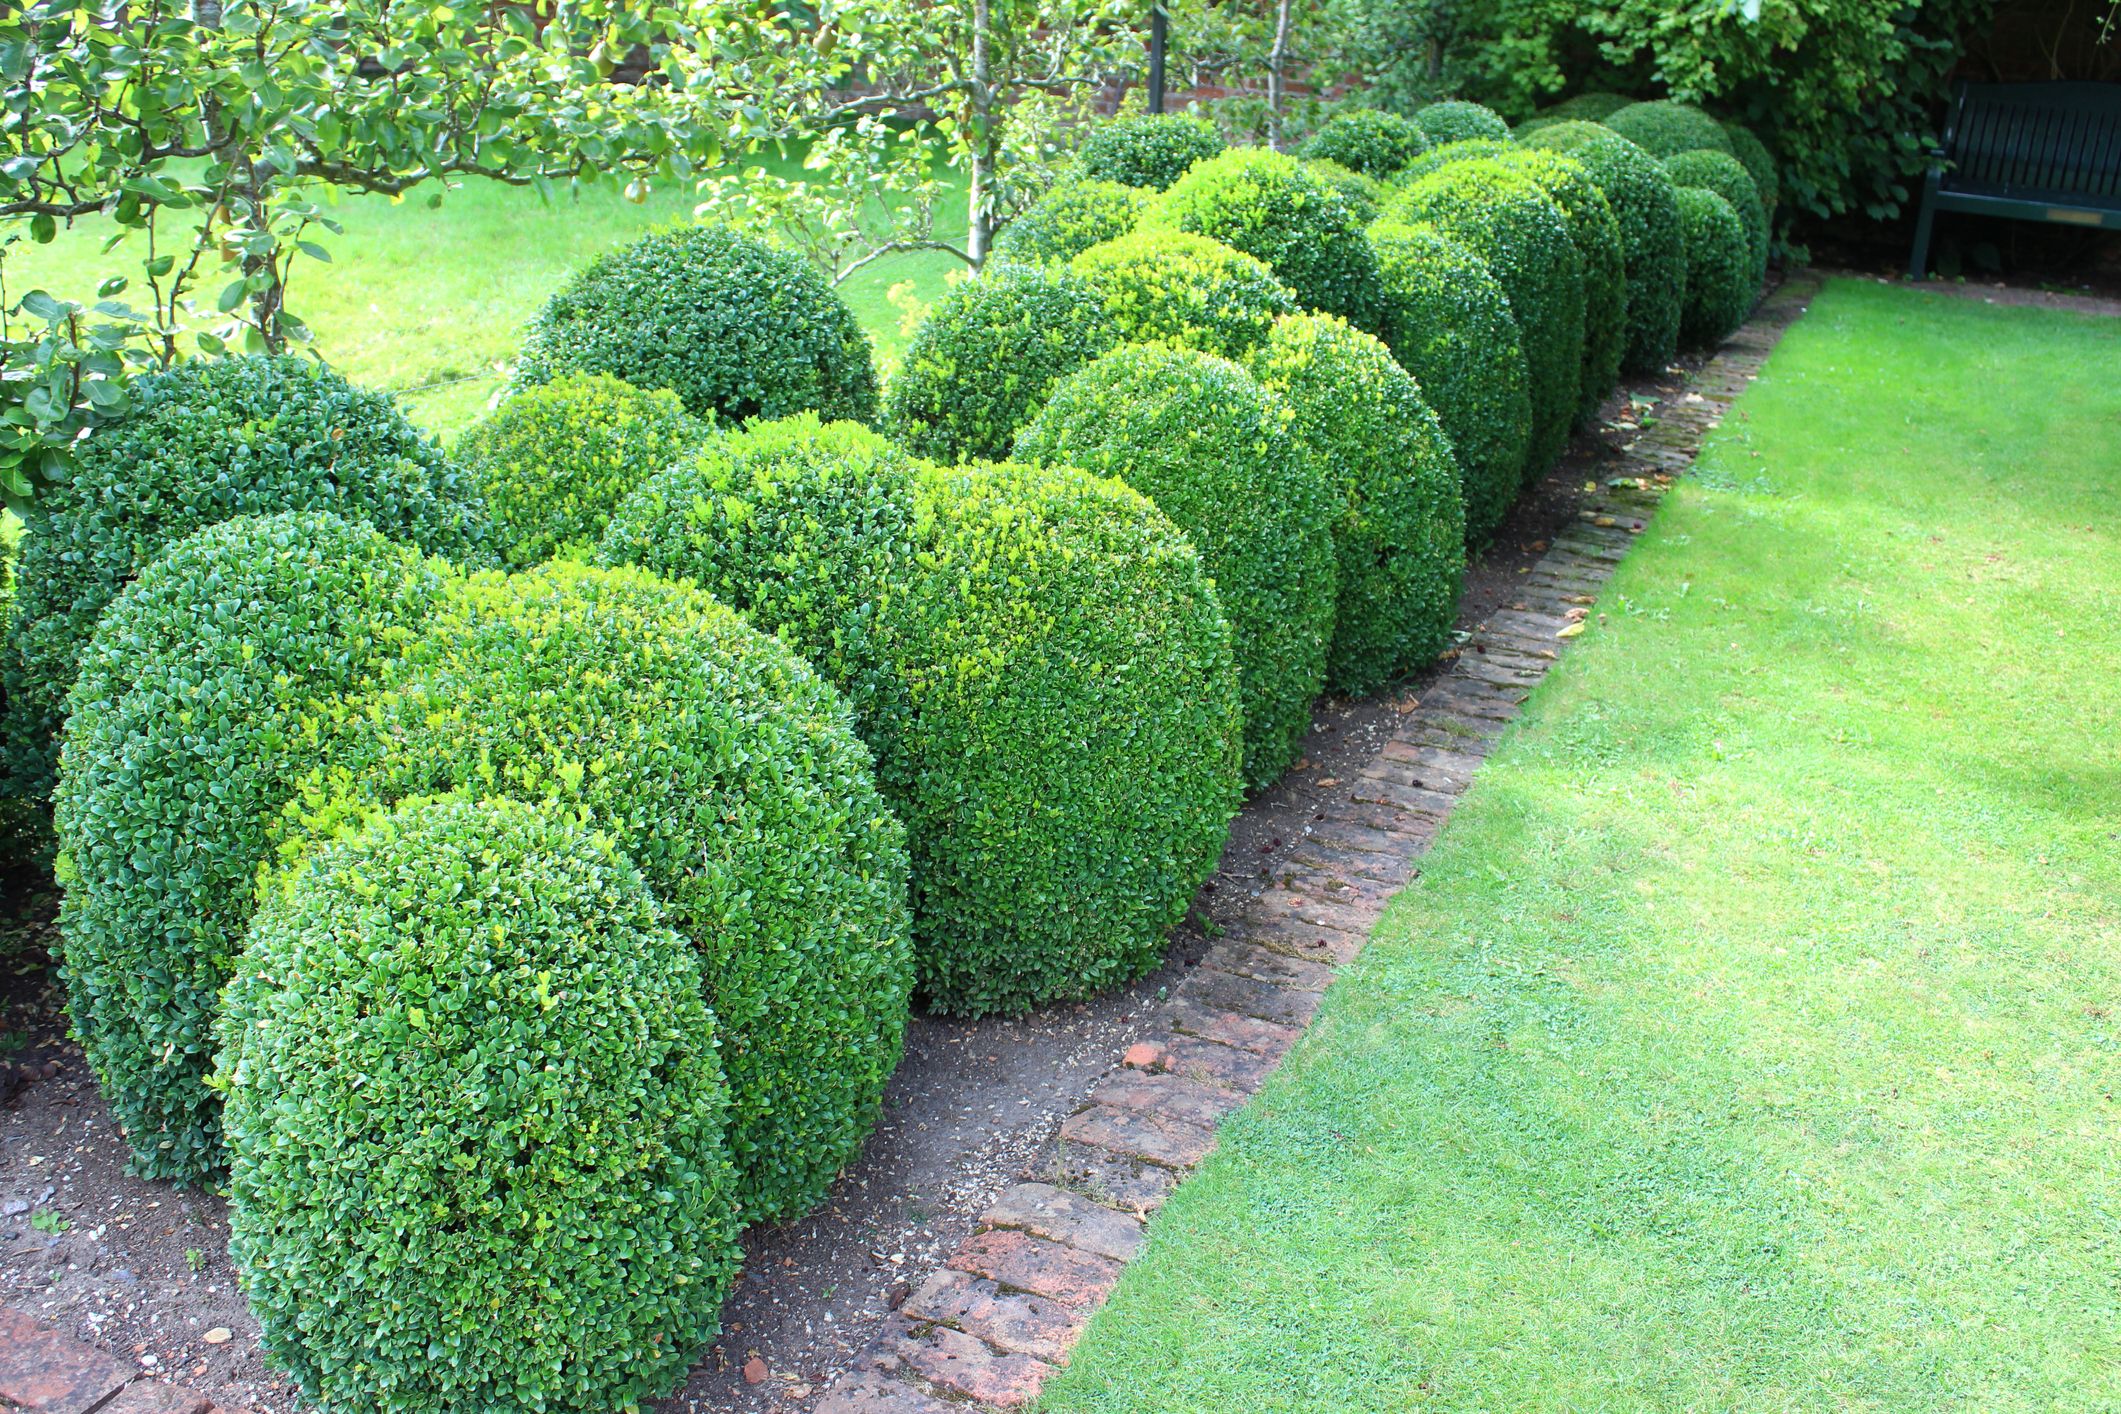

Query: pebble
[204,1327,233,1345]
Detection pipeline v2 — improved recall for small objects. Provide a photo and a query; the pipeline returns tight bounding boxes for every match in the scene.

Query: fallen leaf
[743,1357,769,1385]
[1556,622,1585,639]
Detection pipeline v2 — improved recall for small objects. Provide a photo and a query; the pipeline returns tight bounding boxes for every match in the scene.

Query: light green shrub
[1298,109,1428,178]
[1077,113,1225,190]
[1068,229,1298,360]
[1302,158,1388,225]
[992,178,1150,266]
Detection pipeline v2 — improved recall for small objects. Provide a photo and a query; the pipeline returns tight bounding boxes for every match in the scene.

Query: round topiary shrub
[221,797,741,1414]
[882,263,1119,463]
[455,372,709,570]
[1664,148,1768,288]
[1498,148,1629,421]
[1301,159,1387,225]
[53,512,451,1185]
[1298,109,1428,178]
[1014,344,1336,787]
[1150,147,1385,329]
[310,561,914,1222]
[1248,313,1466,694]
[1513,114,1567,139]
[1077,113,1225,190]
[516,222,879,427]
[1413,99,1511,146]
[601,419,1245,1015]
[1549,91,1632,121]
[991,178,1150,266]
[1603,99,1733,160]
[1674,186,1753,346]
[1393,136,1511,187]
[1069,228,1299,360]
[1721,121,1779,214]
[1521,120,1686,374]
[1,354,490,829]
[1367,220,1532,547]
[1390,158,1585,482]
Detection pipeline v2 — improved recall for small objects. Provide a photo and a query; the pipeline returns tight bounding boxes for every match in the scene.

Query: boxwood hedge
[1500,148,1629,420]
[1674,187,1753,346]
[1249,313,1466,694]
[1077,113,1225,190]
[1603,99,1734,160]
[1522,121,1686,373]
[1549,92,1632,121]
[1302,159,1387,225]
[221,797,741,1414]
[1015,344,1336,788]
[882,263,1119,463]
[991,178,1150,266]
[1664,149,1768,288]
[1298,109,1428,178]
[1069,229,1299,360]
[515,223,878,426]
[1721,121,1780,214]
[1414,99,1512,146]
[1393,136,1510,186]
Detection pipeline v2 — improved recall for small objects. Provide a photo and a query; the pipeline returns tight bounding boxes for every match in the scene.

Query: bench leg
[1908,179,1939,281]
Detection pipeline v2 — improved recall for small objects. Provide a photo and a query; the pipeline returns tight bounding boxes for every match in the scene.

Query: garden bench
[1909,80,2121,279]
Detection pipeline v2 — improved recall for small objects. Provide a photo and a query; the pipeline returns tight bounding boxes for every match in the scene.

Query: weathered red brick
[1245,916,1366,966]
[1089,1066,1247,1133]
[1349,777,1458,817]
[982,1182,1145,1262]
[1061,1102,1218,1170]
[1047,1138,1182,1214]
[1200,939,1337,993]
[895,1326,1054,1408]
[96,1382,211,1414]
[948,1229,1123,1310]
[901,1268,1084,1363]
[814,1370,961,1414]
[0,1308,134,1414]
[1179,967,1323,1028]
[1165,998,1305,1057]
[1155,1032,1279,1092]
[1120,1041,1160,1068]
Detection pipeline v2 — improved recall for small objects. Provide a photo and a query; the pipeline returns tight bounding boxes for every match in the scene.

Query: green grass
[5,158,964,439]
[1038,279,2121,1412]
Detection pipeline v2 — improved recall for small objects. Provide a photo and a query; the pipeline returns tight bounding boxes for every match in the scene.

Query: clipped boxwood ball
[1675,187,1753,346]
[1367,220,1532,547]
[1015,345,1336,787]
[1077,113,1225,191]
[1151,147,1385,329]
[1393,136,1511,187]
[1720,121,1780,214]
[516,223,879,427]
[456,372,709,569]
[311,561,913,1222]
[883,263,1119,463]
[1,355,489,832]
[1550,92,1633,121]
[1390,159,1584,482]
[1664,149,1768,288]
[1069,229,1298,360]
[1298,109,1428,178]
[1249,313,1466,694]
[991,179,1149,266]
[1301,159,1387,225]
[53,512,451,1185]
[221,798,740,1414]
[1413,99,1511,146]
[1499,148,1629,420]
[1522,121,1686,373]
[1603,100,1733,160]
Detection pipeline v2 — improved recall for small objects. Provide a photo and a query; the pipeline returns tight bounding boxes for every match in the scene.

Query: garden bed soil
[0,346,1708,1413]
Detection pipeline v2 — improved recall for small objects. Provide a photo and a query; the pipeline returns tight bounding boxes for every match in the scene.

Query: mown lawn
[1037,279,2121,1411]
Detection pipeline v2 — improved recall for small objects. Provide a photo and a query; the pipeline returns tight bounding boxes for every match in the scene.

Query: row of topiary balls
[0,91,1775,1414]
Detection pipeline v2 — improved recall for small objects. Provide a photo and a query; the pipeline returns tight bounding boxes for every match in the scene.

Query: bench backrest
[1940,81,2121,211]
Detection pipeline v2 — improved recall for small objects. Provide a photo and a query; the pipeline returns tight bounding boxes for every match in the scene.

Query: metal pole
[1148,3,1167,115]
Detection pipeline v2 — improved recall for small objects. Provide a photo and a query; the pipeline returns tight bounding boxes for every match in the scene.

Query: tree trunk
[1267,0,1296,148]
[966,0,995,267]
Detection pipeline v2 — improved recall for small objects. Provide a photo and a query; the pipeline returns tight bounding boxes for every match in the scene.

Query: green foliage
[1248,314,1466,694]
[1077,114,1226,191]
[1014,344,1336,786]
[1390,159,1584,481]
[1665,150,1767,288]
[2,354,490,826]
[1301,160,1388,226]
[455,373,708,570]
[1367,221,1532,547]
[1393,137,1512,187]
[53,512,449,1186]
[882,263,1119,463]
[1720,121,1780,214]
[1498,148,1628,421]
[1298,110,1430,178]
[991,179,1151,266]
[222,798,740,1414]
[1549,92,1633,121]
[601,418,1245,1015]
[306,561,913,1221]
[1068,229,1299,360]
[1521,121,1685,374]
[1151,148,1386,330]
[516,223,879,426]
[1413,100,1513,146]
[1674,187,1751,347]
[1602,100,1733,160]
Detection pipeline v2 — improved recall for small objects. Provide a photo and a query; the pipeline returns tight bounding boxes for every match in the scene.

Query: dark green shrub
[1151,147,1385,329]
[1550,92,1633,121]
[516,223,878,426]
[1014,345,1336,787]
[53,512,450,1185]
[1499,148,1628,421]
[601,419,1245,1016]
[882,263,1119,463]
[1248,314,1466,694]
[1077,113,1224,190]
[1389,159,1584,481]
[221,798,740,1414]
[1521,121,1686,374]
[1301,159,1387,225]
[1,354,490,827]
[1069,229,1298,360]
[309,561,913,1222]
[1393,136,1510,187]
[991,178,1150,266]
[1603,100,1734,160]
[1413,99,1511,146]
[456,373,708,569]
[1720,121,1780,214]
[1513,115,1567,139]
[1298,109,1428,178]
[1674,187,1752,346]
[1664,149,1767,288]
[1367,220,1532,547]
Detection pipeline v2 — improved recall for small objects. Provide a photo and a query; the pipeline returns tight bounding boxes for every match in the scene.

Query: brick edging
[816,271,1827,1413]
[0,1305,252,1414]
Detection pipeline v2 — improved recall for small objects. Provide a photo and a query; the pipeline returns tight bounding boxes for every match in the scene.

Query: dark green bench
[1909,80,2121,279]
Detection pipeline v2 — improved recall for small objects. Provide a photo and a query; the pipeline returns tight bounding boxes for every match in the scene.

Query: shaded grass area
[1037,279,2121,1411]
